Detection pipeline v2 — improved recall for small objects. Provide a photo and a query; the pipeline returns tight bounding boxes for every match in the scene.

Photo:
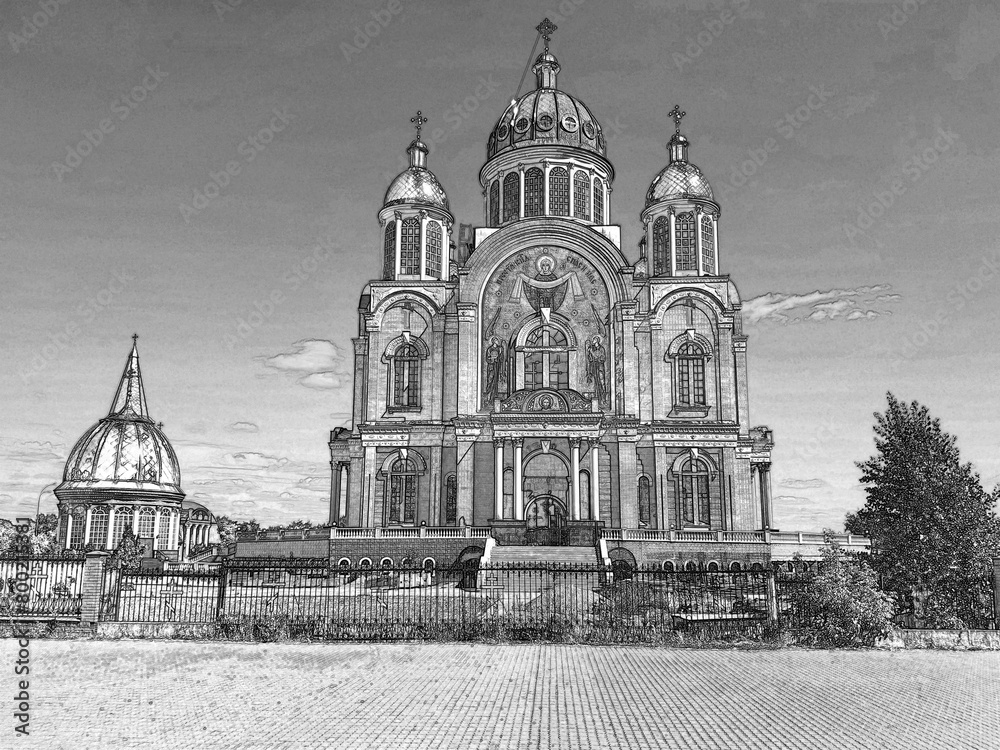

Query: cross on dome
[410,110,428,140]
[668,104,686,134]
[536,18,557,51]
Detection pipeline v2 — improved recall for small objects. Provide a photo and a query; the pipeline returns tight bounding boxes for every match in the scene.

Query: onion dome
[645,131,714,207]
[487,49,605,160]
[58,338,183,497]
[383,139,450,211]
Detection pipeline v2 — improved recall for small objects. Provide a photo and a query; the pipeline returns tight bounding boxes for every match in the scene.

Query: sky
[1,0,998,530]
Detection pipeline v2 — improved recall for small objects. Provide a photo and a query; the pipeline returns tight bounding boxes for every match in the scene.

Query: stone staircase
[488,545,603,567]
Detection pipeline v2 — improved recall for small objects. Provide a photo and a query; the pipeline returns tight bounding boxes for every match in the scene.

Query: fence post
[993,557,1000,630]
[766,570,779,626]
[80,551,109,626]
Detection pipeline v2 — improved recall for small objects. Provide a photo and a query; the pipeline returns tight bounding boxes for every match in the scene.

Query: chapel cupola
[479,19,615,228]
[379,111,454,281]
[640,106,720,277]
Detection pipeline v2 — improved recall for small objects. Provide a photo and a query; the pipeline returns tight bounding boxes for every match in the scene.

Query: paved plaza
[4,639,998,749]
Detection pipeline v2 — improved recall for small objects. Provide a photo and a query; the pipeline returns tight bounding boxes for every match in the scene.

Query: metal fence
[0,557,85,618]
[99,560,777,639]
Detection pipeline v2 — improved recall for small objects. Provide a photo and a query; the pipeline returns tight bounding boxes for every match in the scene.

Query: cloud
[0,439,66,462]
[780,478,826,490]
[744,285,899,325]
[222,452,290,471]
[263,339,352,391]
[226,421,259,433]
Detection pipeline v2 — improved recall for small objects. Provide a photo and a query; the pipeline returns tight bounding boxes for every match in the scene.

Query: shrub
[789,540,895,647]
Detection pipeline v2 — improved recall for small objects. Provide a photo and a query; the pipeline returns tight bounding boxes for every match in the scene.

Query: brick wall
[607,540,770,569]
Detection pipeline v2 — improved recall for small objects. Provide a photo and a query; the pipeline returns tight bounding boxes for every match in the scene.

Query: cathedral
[326,22,782,569]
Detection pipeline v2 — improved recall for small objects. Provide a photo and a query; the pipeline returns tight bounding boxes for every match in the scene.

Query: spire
[108,334,150,421]
[667,104,689,163]
[532,18,560,89]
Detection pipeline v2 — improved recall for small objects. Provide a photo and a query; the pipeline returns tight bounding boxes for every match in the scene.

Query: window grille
[425,221,442,277]
[503,173,519,222]
[549,167,569,216]
[400,217,420,275]
[676,212,696,271]
[573,171,590,220]
[383,220,395,278]
[524,168,544,217]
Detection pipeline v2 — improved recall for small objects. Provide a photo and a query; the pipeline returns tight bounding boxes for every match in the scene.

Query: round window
[582,121,595,139]
[514,116,530,133]
[561,115,579,132]
[537,113,554,131]
[496,123,509,141]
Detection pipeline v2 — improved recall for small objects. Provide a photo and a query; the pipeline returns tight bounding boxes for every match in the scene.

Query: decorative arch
[370,292,440,330]
[377,449,428,475]
[665,331,715,359]
[669,449,719,476]
[650,288,728,325]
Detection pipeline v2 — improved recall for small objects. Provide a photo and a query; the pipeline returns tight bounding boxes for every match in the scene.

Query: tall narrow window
[676,343,706,406]
[158,509,171,548]
[400,217,420,275]
[489,179,500,226]
[638,476,651,527]
[387,457,418,524]
[573,171,590,220]
[69,506,86,549]
[382,220,396,278]
[425,221,442,277]
[391,343,421,409]
[88,507,108,548]
[503,173,520,222]
[701,214,715,273]
[593,176,604,224]
[652,216,669,275]
[445,474,457,526]
[523,325,569,390]
[138,508,155,539]
[549,167,569,216]
[675,211,696,271]
[678,458,711,527]
[112,508,132,547]
[524,167,544,217]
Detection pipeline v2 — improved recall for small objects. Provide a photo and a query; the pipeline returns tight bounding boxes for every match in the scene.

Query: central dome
[487,51,605,160]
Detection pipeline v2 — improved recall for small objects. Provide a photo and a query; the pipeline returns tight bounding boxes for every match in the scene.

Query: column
[589,439,600,521]
[695,206,704,275]
[618,439,639,528]
[330,462,343,525]
[542,161,551,215]
[132,508,139,536]
[712,214,719,274]
[518,166,525,219]
[363,445,378,527]
[568,165,575,217]
[393,212,402,277]
[106,506,116,550]
[668,208,677,276]
[418,210,428,278]
[759,462,773,530]
[570,438,581,521]
[84,507,92,548]
[153,512,160,551]
[513,438,524,521]
[64,514,73,549]
[494,437,505,520]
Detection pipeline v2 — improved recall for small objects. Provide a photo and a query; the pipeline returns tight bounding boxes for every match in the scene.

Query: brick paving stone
[1,639,997,750]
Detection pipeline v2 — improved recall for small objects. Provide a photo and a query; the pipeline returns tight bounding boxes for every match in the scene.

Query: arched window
[684,560,698,572]
[138,508,155,539]
[593,176,604,224]
[549,167,569,216]
[503,173,519,222]
[338,558,351,571]
[400,217,420,275]
[386,457,418,524]
[662,560,675,572]
[489,179,500,226]
[675,211,696,271]
[390,343,421,409]
[638,476,651,527]
[359,557,372,570]
[524,167,544,217]
[730,561,742,572]
[652,216,669,274]
[112,508,132,547]
[678,458,711,527]
[573,171,590,220]
[707,561,720,572]
[523,325,569,390]
[700,214,715,273]
[423,557,436,573]
[425,221,442,277]
[445,474,457,526]
[69,506,86,550]
[383,220,396,278]
[381,557,394,570]
[88,507,108,548]
[676,343,707,406]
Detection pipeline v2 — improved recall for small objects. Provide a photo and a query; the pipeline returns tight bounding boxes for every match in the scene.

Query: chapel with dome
[325,19,781,569]
[55,337,218,561]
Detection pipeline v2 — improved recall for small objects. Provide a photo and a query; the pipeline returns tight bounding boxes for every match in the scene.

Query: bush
[789,541,895,647]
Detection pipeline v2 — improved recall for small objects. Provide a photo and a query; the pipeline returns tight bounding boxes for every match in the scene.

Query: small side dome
[383,139,450,211]
[646,132,714,207]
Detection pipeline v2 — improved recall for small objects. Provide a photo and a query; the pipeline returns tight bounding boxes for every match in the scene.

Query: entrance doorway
[525,494,568,545]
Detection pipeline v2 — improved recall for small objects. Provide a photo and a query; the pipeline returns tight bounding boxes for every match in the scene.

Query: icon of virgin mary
[508,254,584,314]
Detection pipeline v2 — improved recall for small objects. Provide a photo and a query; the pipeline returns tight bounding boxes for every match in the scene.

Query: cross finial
[132,332,138,345]
[536,18,557,51]
[157,421,164,430]
[668,104,686,134]
[410,110,428,140]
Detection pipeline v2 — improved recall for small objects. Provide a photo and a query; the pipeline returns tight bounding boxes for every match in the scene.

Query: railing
[0,557,85,618]
[599,529,868,547]
[325,526,493,540]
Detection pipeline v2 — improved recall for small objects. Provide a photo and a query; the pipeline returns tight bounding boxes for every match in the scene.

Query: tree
[110,528,145,572]
[215,516,260,545]
[846,393,1000,628]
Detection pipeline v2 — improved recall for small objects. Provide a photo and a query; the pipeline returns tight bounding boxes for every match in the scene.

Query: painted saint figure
[586,334,608,405]
[483,336,507,404]
[509,254,585,314]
